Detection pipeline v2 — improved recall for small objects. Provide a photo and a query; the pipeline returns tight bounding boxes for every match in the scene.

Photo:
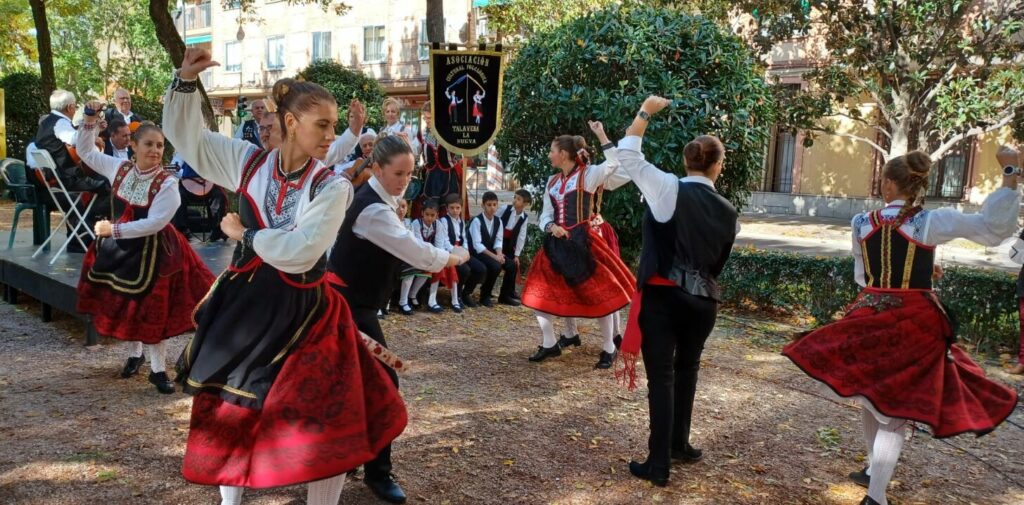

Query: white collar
[681,175,715,189]
[480,213,497,223]
[51,110,73,122]
[368,176,400,210]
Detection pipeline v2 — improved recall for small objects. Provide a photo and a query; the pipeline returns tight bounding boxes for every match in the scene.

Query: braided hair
[882,150,932,222]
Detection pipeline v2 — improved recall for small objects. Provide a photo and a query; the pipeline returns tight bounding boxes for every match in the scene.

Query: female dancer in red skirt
[522,121,636,369]
[783,148,1022,505]
[74,102,214,395]
[164,48,407,505]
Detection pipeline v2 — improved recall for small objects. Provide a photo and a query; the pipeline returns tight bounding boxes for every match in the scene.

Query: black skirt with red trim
[782,288,1018,438]
[521,227,636,318]
[76,225,214,344]
[176,261,407,488]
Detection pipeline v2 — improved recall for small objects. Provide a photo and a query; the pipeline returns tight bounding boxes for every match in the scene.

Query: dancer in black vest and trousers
[614,96,738,487]
[330,135,470,504]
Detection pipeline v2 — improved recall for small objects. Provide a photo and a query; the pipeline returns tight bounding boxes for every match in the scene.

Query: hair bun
[684,140,705,165]
[272,78,296,104]
[905,151,932,177]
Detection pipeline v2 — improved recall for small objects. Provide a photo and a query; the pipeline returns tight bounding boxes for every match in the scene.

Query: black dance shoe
[671,443,703,463]
[628,460,668,487]
[148,371,175,394]
[557,334,581,349]
[595,350,617,369]
[479,297,494,307]
[428,304,444,313]
[451,303,463,314]
[849,467,870,488]
[528,344,562,362]
[462,296,478,308]
[613,334,623,350]
[498,296,521,306]
[399,304,414,316]
[510,292,521,301]
[859,496,881,505]
[121,355,145,378]
[365,474,407,504]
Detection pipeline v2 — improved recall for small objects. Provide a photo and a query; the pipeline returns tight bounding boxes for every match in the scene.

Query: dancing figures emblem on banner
[429,47,505,157]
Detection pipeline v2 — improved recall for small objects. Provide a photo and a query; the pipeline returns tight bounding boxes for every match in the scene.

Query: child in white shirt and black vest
[496,189,532,304]
[467,191,513,307]
[438,193,486,309]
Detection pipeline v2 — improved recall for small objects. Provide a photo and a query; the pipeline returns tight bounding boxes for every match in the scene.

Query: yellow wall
[970,126,1017,204]
[797,116,877,198]
[0,89,5,159]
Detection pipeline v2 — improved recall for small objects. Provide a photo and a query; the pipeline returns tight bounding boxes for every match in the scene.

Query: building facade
[176,0,479,124]
[753,18,1016,219]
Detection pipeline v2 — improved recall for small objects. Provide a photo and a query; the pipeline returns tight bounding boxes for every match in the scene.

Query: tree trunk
[149,0,216,128]
[28,0,55,98]
[427,0,444,44]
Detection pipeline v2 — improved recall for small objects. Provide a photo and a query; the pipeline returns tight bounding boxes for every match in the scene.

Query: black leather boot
[365,474,407,504]
[671,443,703,463]
[628,460,668,487]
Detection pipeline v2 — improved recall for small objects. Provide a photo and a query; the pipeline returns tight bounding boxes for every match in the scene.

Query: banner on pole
[428,48,505,157]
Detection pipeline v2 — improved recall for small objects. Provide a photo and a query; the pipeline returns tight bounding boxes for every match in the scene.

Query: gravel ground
[1,296,1022,505]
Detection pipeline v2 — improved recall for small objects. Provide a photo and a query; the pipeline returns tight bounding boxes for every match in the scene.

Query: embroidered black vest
[861,208,935,290]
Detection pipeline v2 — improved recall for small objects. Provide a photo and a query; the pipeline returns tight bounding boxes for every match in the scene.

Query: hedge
[720,248,1019,354]
[519,238,1019,353]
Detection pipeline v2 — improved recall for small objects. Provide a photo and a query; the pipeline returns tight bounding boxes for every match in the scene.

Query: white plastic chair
[26,148,97,264]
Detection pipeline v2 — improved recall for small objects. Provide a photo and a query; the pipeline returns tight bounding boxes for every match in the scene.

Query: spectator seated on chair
[31,89,111,252]
[103,119,134,161]
[104,87,145,125]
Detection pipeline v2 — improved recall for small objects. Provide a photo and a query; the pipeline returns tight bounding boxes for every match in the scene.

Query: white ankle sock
[219,485,244,505]
[144,342,168,374]
[866,418,906,505]
[306,473,346,505]
[428,282,440,306]
[599,314,616,353]
[399,277,413,306]
[127,341,144,358]
[536,311,557,348]
[562,317,577,337]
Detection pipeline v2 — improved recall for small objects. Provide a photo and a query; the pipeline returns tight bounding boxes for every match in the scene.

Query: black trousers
[456,256,486,298]
[351,306,398,480]
[500,246,519,299]
[470,252,509,300]
[638,285,718,471]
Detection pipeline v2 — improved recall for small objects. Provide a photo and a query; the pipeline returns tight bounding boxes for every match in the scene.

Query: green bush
[2,72,49,162]
[131,95,164,127]
[498,3,776,267]
[296,61,388,131]
[720,248,1020,354]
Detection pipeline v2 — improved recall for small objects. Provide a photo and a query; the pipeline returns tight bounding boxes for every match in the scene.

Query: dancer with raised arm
[165,48,406,505]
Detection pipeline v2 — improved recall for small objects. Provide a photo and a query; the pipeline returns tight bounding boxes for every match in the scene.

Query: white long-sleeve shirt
[51,110,78,145]
[322,128,360,167]
[163,75,352,274]
[468,213,504,254]
[851,190,1021,287]
[537,148,622,231]
[352,176,450,272]
[500,204,529,257]
[75,123,178,240]
[436,215,467,251]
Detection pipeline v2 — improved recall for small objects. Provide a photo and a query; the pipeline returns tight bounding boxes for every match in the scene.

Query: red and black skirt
[782,288,1018,438]
[176,262,407,488]
[76,225,214,344]
[521,226,635,318]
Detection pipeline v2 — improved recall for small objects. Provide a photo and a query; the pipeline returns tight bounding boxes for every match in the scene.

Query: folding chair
[27,148,97,264]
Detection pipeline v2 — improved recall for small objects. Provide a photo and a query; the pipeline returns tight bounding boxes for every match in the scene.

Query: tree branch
[930,114,1016,161]
[828,110,892,139]
[804,125,890,159]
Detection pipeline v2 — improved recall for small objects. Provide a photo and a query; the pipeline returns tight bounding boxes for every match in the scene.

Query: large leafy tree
[296,60,388,129]
[0,0,37,75]
[479,0,618,43]
[747,0,1024,160]
[499,3,776,261]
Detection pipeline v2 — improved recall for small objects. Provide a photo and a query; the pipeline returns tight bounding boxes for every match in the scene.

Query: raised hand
[641,95,672,116]
[180,47,220,80]
[348,99,366,135]
[588,120,610,144]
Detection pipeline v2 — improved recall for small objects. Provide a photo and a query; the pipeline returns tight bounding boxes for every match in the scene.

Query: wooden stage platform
[0,238,234,345]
